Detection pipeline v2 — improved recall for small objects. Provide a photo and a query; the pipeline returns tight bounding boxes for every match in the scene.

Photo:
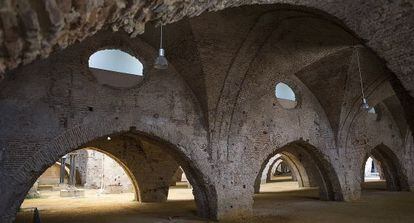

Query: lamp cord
[355,48,366,99]
[160,25,163,49]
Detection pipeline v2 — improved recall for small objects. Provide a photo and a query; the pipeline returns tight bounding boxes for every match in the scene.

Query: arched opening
[168,167,195,201]
[361,156,385,190]
[254,141,343,202]
[18,148,138,221]
[361,145,409,192]
[88,49,143,76]
[257,153,305,194]
[14,131,215,222]
[0,2,413,222]
[88,49,145,88]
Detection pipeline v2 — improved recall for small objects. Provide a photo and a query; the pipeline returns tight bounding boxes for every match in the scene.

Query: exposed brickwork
[0,1,413,97]
[84,134,181,202]
[0,4,413,223]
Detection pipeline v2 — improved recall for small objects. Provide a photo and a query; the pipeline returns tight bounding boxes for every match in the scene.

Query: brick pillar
[59,156,67,184]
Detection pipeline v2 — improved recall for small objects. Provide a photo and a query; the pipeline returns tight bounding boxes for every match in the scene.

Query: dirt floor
[16,181,414,223]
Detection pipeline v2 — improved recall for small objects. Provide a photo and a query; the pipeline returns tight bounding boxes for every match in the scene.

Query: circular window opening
[88,49,144,88]
[275,82,297,109]
[89,49,143,75]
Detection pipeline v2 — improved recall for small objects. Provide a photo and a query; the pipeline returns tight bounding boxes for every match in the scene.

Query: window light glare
[89,49,143,76]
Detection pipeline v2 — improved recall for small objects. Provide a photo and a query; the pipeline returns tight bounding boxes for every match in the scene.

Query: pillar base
[60,187,85,197]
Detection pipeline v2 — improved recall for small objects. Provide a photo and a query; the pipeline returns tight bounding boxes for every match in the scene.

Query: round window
[89,49,143,75]
[275,82,297,109]
[88,49,144,88]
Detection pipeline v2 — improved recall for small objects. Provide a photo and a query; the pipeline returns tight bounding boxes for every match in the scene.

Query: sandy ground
[16,181,414,223]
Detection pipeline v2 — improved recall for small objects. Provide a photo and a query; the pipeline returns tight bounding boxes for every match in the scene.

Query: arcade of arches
[0,1,414,223]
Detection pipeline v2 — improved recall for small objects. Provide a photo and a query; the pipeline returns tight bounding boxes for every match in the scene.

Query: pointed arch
[255,140,343,201]
[362,144,409,191]
[1,122,217,221]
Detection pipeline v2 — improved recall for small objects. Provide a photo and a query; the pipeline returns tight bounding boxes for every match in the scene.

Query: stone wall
[37,164,63,186]
[77,149,134,193]
[0,4,413,222]
[0,27,215,221]
[0,1,413,102]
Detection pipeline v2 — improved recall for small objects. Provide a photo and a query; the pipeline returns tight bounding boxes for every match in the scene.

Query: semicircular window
[88,49,144,88]
[89,49,143,75]
[275,82,297,109]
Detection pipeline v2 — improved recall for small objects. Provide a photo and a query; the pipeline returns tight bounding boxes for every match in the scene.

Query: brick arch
[82,135,185,203]
[268,157,297,182]
[2,1,412,89]
[278,153,311,188]
[1,1,413,140]
[360,144,410,191]
[1,2,413,134]
[188,3,414,145]
[255,153,311,193]
[254,140,343,201]
[266,156,286,182]
[0,119,216,222]
[210,9,353,161]
[170,2,414,103]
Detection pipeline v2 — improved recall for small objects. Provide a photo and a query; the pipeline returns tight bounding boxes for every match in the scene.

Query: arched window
[88,49,143,76]
[275,82,297,109]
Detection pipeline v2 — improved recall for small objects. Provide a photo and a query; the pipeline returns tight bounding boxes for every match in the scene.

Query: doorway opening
[254,142,342,204]
[361,145,409,192]
[168,167,195,201]
[15,132,215,223]
[19,149,137,215]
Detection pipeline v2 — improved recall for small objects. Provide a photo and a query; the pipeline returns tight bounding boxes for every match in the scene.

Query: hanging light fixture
[154,25,168,69]
[355,46,370,111]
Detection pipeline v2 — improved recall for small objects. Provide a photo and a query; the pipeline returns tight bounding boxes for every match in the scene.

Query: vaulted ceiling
[0,1,412,98]
[0,1,413,135]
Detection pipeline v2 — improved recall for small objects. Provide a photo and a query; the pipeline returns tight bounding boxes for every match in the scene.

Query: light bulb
[361,98,370,110]
[154,48,168,70]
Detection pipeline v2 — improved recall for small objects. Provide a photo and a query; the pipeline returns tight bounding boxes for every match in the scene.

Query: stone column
[216,173,254,221]
[59,155,67,184]
[60,152,84,197]
[69,154,76,186]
